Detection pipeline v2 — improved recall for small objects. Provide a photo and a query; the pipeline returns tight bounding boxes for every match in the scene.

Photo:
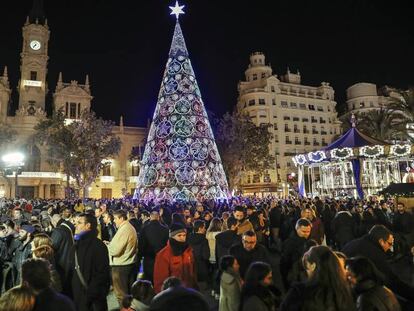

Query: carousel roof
[323,126,387,151]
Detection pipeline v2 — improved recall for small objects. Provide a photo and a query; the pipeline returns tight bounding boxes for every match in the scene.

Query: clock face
[30,40,41,51]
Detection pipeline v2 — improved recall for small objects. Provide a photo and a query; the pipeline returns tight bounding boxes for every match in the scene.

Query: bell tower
[18,0,49,115]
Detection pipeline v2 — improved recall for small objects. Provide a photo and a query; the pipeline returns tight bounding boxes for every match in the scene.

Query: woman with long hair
[218,255,242,311]
[0,286,35,311]
[240,261,280,311]
[345,257,400,311]
[280,245,355,311]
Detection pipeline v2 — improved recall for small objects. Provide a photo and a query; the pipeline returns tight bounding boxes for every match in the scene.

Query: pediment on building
[56,84,90,97]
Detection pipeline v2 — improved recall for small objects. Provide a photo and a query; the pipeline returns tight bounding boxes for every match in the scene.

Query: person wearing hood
[331,205,357,249]
[153,222,197,293]
[218,255,242,311]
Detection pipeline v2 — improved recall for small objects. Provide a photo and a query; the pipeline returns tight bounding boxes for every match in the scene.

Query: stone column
[38,183,44,198]
[44,184,50,199]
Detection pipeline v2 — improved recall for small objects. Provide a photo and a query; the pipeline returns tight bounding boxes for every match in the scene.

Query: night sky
[1,0,413,127]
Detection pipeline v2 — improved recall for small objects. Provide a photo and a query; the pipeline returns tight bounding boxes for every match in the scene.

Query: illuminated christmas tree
[136,2,229,202]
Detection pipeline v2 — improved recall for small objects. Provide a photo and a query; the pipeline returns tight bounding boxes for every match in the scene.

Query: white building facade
[237,52,341,196]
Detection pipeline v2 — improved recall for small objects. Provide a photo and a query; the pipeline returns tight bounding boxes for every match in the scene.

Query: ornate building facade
[0,1,146,199]
[236,52,342,196]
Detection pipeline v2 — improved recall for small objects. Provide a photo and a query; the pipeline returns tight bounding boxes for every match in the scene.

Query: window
[253,175,260,183]
[299,103,306,109]
[101,188,112,199]
[290,102,297,108]
[261,73,266,78]
[359,102,365,108]
[253,74,258,80]
[302,118,309,122]
[248,99,255,106]
[328,106,331,112]
[272,99,276,105]
[273,123,278,130]
[308,104,315,110]
[65,102,69,117]
[69,102,77,118]
[370,101,374,107]
[247,175,251,184]
[283,116,290,120]
[317,106,323,111]
[30,71,37,80]
[259,99,266,105]
[281,101,288,108]
[78,103,81,118]
[293,117,299,121]
[271,86,275,92]
[264,174,271,183]
[102,164,111,176]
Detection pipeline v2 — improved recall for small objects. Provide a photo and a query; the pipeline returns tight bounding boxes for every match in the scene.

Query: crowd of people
[0,195,413,311]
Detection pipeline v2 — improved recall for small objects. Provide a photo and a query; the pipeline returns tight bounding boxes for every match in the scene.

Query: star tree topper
[169,1,185,19]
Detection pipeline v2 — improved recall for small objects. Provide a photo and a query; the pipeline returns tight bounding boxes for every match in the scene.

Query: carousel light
[330,147,353,160]
[307,150,326,163]
[359,145,384,158]
[390,144,411,157]
[295,154,307,165]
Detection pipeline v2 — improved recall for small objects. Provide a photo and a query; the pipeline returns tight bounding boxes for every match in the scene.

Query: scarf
[169,238,188,256]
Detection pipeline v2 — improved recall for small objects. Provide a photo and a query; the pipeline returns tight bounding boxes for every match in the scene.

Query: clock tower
[18,0,49,114]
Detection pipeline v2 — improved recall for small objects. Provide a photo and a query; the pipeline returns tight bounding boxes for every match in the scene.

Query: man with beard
[233,206,253,235]
[10,224,35,284]
[153,223,197,293]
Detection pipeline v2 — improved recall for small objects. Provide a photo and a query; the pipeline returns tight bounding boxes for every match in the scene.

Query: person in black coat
[229,230,270,278]
[269,201,282,245]
[50,214,75,296]
[187,220,210,285]
[215,217,241,263]
[101,211,117,242]
[280,218,312,289]
[137,211,169,283]
[345,256,401,311]
[71,213,110,311]
[22,258,76,311]
[331,208,357,249]
[342,225,414,304]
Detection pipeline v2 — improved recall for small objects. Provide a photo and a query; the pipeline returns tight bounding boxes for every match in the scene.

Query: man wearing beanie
[153,222,197,293]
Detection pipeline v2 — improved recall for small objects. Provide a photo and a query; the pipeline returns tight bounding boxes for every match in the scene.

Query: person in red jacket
[153,223,197,293]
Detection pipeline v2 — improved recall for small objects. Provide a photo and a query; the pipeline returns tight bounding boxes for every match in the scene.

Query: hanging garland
[295,154,307,165]
[331,147,353,160]
[308,151,326,163]
[390,144,411,157]
[360,145,384,158]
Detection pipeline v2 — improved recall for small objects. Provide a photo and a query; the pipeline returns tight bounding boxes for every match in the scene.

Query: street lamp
[2,152,25,198]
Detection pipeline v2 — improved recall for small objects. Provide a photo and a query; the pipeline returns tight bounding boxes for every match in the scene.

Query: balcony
[285,140,292,144]
[321,131,327,135]
[294,141,301,145]
[284,128,291,132]
[322,142,328,146]
[320,120,326,124]
[294,129,300,133]
[293,117,300,122]
[283,117,291,120]
[100,176,114,183]
[305,141,311,145]
[303,130,310,134]
[302,118,309,122]
[311,119,318,123]
[313,142,320,146]
[312,130,319,134]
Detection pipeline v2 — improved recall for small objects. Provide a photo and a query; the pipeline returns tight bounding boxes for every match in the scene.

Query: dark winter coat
[229,243,270,278]
[280,282,355,311]
[138,220,169,260]
[342,234,414,302]
[269,207,282,229]
[187,233,210,282]
[33,287,76,311]
[392,212,414,235]
[10,238,32,284]
[280,231,308,288]
[51,220,74,291]
[331,211,357,248]
[71,230,110,311]
[215,230,240,263]
[101,222,116,242]
[354,280,401,311]
[241,285,280,311]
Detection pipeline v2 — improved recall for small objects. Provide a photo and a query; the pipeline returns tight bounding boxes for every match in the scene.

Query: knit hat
[20,225,35,234]
[169,222,186,238]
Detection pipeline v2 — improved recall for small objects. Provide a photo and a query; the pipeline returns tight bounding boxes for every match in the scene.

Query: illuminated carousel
[293,116,414,198]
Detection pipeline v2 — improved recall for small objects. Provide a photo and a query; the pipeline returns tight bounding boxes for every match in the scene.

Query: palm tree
[356,108,404,142]
[387,87,414,141]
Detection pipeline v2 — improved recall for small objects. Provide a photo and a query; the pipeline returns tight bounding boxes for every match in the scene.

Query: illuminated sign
[23,80,42,87]
[6,172,62,178]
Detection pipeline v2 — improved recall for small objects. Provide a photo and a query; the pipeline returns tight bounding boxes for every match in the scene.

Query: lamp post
[2,152,25,198]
